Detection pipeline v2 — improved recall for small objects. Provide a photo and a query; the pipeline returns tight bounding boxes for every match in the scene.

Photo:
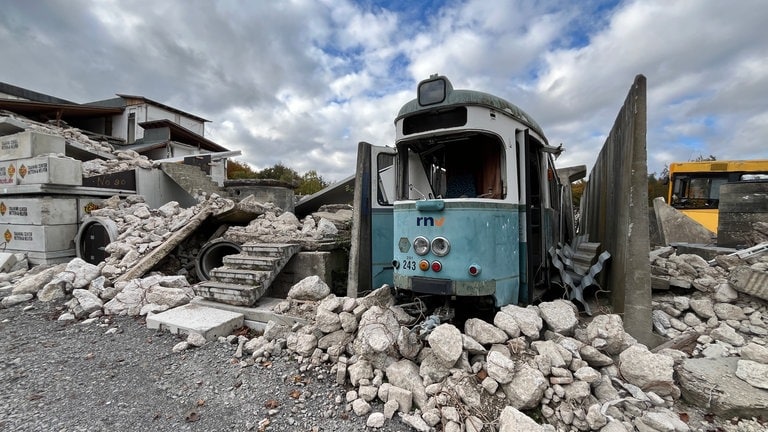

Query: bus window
[672,175,727,208]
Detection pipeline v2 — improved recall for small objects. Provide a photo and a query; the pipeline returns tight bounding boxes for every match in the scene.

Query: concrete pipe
[75,216,120,265]
[195,238,242,281]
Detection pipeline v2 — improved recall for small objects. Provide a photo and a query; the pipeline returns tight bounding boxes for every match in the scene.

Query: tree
[693,154,717,162]
[255,162,301,186]
[571,180,586,207]
[226,159,258,179]
[647,172,668,205]
[296,170,328,195]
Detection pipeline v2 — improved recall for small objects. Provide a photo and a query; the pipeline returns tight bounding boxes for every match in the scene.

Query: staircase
[193,242,301,306]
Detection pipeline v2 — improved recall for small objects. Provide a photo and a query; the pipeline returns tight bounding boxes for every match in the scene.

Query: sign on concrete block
[0,197,78,225]
[1,223,78,252]
[19,156,82,186]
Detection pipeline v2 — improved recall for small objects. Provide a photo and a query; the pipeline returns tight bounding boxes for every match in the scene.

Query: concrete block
[146,303,244,341]
[652,197,715,246]
[729,266,768,301]
[0,156,82,186]
[193,280,266,306]
[192,297,308,327]
[0,131,65,161]
[0,197,78,225]
[1,223,77,252]
[270,250,347,297]
[76,197,105,221]
[0,252,17,272]
[19,156,83,186]
[1,249,75,265]
[0,117,27,136]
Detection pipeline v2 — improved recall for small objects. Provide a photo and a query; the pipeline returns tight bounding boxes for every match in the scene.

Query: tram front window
[426,137,503,199]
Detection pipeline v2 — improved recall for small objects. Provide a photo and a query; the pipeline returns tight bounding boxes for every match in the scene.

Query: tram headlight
[413,236,430,256]
[431,237,450,257]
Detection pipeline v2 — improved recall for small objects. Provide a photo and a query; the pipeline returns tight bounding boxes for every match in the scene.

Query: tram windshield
[397,133,505,200]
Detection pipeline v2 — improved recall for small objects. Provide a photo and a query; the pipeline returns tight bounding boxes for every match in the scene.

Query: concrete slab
[192,297,308,327]
[146,303,244,341]
[0,252,17,272]
[652,197,715,246]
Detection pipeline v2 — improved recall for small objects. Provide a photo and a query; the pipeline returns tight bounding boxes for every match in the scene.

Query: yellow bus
[667,160,768,233]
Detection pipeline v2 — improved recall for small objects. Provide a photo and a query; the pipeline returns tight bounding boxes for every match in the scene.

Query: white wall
[110,101,206,142]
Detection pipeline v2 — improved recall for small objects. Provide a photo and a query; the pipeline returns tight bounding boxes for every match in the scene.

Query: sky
[1,0,767,183]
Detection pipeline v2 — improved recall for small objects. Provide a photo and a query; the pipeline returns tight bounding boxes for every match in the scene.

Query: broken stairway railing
[548,236,611,315]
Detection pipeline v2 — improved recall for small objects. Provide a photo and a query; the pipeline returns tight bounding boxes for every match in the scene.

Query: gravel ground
[0,301,409,432]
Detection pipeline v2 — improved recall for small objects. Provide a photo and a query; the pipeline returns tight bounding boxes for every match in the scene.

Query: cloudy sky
[1,0,767,182]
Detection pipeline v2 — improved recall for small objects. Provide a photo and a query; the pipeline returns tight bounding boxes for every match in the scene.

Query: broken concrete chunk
[427,323,463,366]
[618,344,679,398]
[464,318,508,345]
[735,360,768,390]
[538,300,579,335]
[286,275,330,301]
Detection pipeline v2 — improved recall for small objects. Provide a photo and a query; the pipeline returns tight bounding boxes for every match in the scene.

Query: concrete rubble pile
[218,284,688,432]
[222,202,353,249]
[1,194,354,320]
[219,244,766,431]
[649,247,768,419]
[0,110,159,177]
[90,194,232,279]
[81,149,154,177]
[1,110,114,156]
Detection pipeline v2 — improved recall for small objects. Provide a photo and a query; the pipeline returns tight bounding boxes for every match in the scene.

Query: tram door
[347,142,397,297]
[521,130,546,304]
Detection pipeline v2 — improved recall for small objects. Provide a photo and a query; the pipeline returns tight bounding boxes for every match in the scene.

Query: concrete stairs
[160,162,226,197]
[193,242,301,306]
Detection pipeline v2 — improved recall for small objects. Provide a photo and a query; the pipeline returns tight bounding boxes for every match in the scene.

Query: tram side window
[377,153,396,205]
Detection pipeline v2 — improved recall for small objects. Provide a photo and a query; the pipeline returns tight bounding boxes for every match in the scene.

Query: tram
[355,75,578,309]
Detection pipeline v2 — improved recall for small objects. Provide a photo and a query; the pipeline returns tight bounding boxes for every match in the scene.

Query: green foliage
[296,170,329,195]
[226,159,258,179]
[227,160,328,195]
[692,154,717,162]
[571,179,585,207]
[255,162,301,186]
[647,172,668,205]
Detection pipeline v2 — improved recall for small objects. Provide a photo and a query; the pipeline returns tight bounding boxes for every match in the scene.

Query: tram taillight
[468,264,481,276]
[431,261,442,272]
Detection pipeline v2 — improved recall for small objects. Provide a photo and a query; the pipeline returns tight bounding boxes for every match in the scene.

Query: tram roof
[396,80,547,141]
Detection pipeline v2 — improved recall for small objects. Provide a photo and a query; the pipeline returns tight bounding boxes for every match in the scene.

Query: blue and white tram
[385,75,573,308]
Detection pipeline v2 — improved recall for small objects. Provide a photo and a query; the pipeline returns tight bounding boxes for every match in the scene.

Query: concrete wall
[112,102,206,142]
[224,180,295,213]
[136,167,198,209]
[579,75,657,346]
[269,250,348,297]
[718,181,768,248]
